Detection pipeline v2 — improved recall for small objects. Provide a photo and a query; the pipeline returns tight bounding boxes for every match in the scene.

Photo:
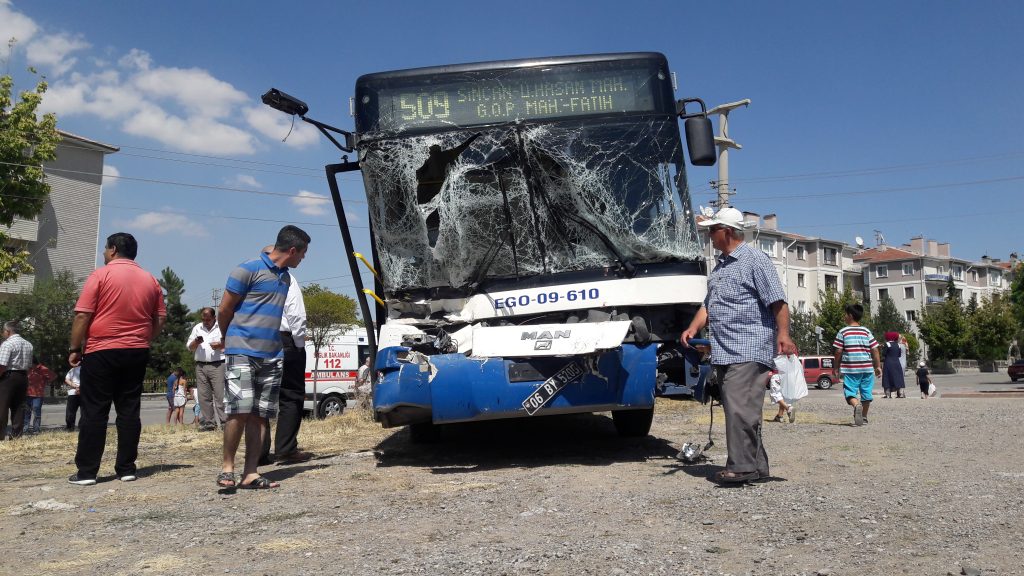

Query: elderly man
[0,321,34,440]
[68,233,166,485]
[681,206,796,484]
[187,307,226,431]
[217,225,310,490]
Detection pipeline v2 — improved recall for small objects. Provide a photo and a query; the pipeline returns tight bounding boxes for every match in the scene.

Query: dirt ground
[1,393,1022,576]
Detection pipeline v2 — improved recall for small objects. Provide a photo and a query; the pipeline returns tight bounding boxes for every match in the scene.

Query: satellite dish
[855,236,864,248]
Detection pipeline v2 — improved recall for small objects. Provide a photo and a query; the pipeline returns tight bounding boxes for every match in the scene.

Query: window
[796,246,806,260]
[797,300,806,312]
[937,288,945,297]
[990,271,1002,287]
[906,310,917,322]
[823,247,837,265]
[804,358,819,369]
[904,286,915,299]
[971,270,978,282]
[825,274,838,291]
[878,288,889,300]
[937,265,945,274]
[797,273,805,288]
[954,289,963,299]
[759,238,776,257]
[953,265,963,280]
[876,264,888,278]
[902,262,914,275]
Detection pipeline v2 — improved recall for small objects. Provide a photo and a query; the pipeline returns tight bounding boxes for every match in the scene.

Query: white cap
[697,207,745,231]
[918,361,926,367]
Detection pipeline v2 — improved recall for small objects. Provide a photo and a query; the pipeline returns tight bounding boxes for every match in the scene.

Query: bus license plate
[521,361,586,416]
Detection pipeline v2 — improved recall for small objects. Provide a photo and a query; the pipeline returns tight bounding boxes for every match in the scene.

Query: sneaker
[119,474,137,482]
[862,418,869,425]
[787,406,796,423]
[853,404,864,426]
[68,474,96,486]
[770,415,784,423]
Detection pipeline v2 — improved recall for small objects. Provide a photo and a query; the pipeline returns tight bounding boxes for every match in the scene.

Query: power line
[102,203,369,229]
[734,175,1024,202]
[788,207,1024,231]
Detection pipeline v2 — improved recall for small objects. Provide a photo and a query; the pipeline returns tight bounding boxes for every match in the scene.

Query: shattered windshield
[354,55,703,294]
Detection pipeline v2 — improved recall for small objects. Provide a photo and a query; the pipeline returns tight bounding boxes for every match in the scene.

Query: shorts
[843,372,875,402]
[193,402,201,416]
[224,354,283,418]
[767,379,784,404]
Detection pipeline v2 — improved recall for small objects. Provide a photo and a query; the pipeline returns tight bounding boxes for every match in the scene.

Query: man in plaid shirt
[682,207,796,483]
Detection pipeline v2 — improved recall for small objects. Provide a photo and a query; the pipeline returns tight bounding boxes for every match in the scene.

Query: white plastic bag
[774,354,808,403]
[927,382,937,397]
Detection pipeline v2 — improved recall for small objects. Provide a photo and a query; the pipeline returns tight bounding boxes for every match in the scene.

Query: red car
[1009,359,1024,382]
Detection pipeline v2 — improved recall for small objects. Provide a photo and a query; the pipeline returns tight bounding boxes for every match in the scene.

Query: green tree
[6,269,79,389]
[148,267,191,379]
[917,295,969,361]
[1009,262,1024,345]
[966,295,1016,364]
[304,284,359,413]
[789,308,820,356]
[812,285,863,354]
[870,294,911,337]
[1,71,60,282]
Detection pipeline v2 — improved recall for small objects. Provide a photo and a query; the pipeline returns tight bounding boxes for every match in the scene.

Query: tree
[1,71,60,282]
[966,295,1016,364]
[1009,262,1024,345]
[870,294,911,338]
[917,295,968,361]
[148,267,191,379]
[304,284,359,414]
[789,308,820,356]
[6,269,79,388]
[812,285,863,354]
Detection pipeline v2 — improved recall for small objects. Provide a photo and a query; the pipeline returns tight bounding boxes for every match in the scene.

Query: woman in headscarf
[882,331,907,398]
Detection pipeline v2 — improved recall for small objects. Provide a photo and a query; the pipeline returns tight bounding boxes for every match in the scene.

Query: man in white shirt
[65,365,82,430]
[186,307,226,431]
[0,321,34,440]
[260,249,311,465]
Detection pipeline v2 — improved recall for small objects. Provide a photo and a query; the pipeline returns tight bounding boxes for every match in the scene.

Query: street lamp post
[707,99,751,208]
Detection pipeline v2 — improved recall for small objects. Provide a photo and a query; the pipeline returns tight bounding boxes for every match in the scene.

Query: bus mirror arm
[262,87,355,153]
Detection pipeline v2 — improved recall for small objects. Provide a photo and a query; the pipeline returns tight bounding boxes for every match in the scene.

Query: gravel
[1,394,1022,575]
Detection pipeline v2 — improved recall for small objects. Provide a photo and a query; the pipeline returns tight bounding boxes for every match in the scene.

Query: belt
[7,369,27,374]
[196,360,224,365]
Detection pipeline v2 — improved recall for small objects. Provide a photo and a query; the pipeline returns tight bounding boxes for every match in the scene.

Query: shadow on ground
[375,413,678,473]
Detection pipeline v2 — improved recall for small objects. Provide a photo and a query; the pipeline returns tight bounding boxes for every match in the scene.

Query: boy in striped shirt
[832,303,881,426]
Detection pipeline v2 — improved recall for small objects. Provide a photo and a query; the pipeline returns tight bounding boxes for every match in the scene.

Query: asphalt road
[25,370,1021,433]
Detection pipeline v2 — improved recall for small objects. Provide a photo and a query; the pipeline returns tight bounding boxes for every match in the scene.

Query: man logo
[535,340,552,351]
[522,330,569,352]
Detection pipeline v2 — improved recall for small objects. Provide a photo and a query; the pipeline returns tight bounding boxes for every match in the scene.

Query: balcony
[924,274,951,282]
[926,296,945,304]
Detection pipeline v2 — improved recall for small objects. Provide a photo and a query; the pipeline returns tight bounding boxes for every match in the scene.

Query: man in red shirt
[24,357,55,434]
[67,233,166,486]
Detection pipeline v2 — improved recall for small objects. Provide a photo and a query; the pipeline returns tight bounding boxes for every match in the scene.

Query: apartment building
[0,130,118,300]
[853,237,1016,330]
[704,212,863,313]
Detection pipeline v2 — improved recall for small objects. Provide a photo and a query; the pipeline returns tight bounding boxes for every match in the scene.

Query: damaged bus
[264,52,717,441]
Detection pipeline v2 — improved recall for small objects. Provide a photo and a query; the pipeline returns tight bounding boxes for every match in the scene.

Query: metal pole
[717,113,730,208]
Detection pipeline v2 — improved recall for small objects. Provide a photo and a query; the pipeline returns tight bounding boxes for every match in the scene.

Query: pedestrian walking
[0,321,34,440]
[186,307,226,431]
[680,206,796,483]
[65,365,81,430]
[766,373,794,423]
[24,357,55,434]
[832,303,881,426]
[260,247,312,466]
[217,225,309,490]
[881,332,906,398]
[916,361,933,399]
[68,232,166,486]
[165,368,184,425]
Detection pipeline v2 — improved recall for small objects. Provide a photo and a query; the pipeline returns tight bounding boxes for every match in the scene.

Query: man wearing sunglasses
[681,206,796,484]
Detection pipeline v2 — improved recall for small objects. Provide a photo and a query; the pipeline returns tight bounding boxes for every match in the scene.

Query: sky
[2,0,1022,312]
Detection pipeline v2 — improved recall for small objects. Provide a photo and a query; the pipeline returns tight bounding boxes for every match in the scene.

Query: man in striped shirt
[832,303,881,426]
[217,225,310,490]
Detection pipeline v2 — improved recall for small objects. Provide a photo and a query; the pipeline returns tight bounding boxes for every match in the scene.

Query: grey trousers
[716,362,771,476]
[195,361,226,426]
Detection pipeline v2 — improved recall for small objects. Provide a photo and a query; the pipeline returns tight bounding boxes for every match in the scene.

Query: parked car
[800,356,837,389]
[1009,359,1024,382]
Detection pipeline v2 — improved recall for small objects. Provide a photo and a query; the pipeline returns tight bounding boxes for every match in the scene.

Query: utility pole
[211,288,222,308]
[707,99,751,208]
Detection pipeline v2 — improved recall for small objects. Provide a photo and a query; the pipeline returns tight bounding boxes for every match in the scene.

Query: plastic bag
[774,354,808,403]
[928,382,937,397]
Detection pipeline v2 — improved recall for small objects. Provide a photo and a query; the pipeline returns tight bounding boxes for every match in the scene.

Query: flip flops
[216,472,236,488]
[238,476,280,490]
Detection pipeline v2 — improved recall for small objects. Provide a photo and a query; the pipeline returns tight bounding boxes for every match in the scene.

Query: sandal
[238,476,280,490]
[216,472,236,488]
[715,470,759,484]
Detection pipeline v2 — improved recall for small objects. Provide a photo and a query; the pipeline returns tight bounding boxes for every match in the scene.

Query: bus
[266,52,717,441]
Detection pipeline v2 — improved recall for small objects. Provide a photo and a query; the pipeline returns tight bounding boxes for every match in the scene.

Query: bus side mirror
[684,117,716,166]
[677,98,716,166]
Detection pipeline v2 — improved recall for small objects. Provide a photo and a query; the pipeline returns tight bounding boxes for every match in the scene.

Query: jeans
[23,396,43,433]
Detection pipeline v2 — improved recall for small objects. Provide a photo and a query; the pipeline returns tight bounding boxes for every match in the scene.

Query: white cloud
[121,105,257,155]
[25,32,89,77]
[0,2,39,49]
[291,190,330,216]
[118,48,151,71]
[120,211,208,237]
[229,174,262,188]
[244,105,320,149]
[132,66,248,118]
[102,164,120,189]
